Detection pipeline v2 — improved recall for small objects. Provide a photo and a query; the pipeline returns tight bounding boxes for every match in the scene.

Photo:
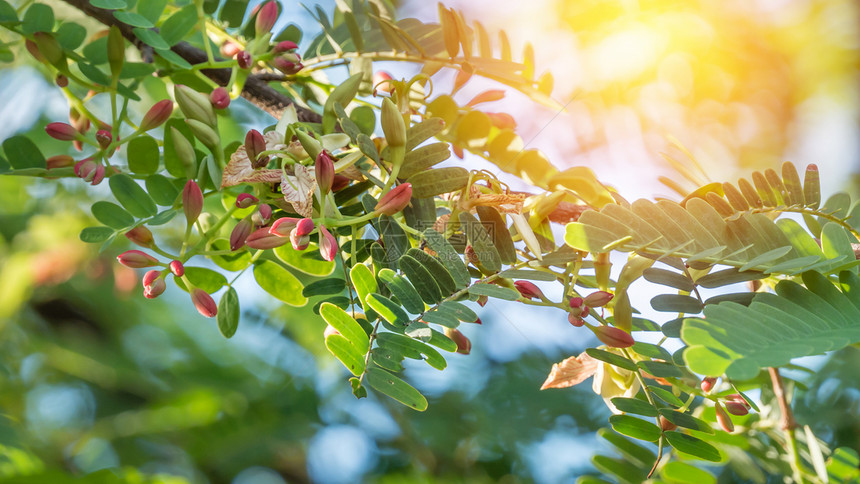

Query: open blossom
[593,348,640,414]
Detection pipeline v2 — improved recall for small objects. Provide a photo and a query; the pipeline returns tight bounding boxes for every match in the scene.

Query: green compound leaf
[610,397,658,417]
[209,239,251,271]
[438,301,477,322]
[597,428,657,469]
[468,283,519,301]
[658,409,714,434]
[302,278,346,297]
[158,4,197,46]
[664,431,722,462]
[133,27,169,49]
[399,254,442,304]
[253,260,307,307]
[591,455,647,484]
[476,206,517,265]
[376,332,446,370]
[423,229,470,289]
[661,461,717,484]
[127,135,159,174]
[585,348,637,372]
[91,201,134,229]
[91,0,127,9]
[274,243,336,276]
[217,287,240,338]
[350,263,378,316]
[649,387,685,407]
[3,135,45,169]
[365,366,428,411]
[325,333,365,376]
[608,415,661,442]
[319,303,369,352]
[175,267,227,293]
[459,212,501,273]
[365,293,410,327]
[378,268,424,314]
[683,270,860,380]
[405,248,458,296]
[109,174,157,218]
[80,226,114,243]
[145,174,180,206]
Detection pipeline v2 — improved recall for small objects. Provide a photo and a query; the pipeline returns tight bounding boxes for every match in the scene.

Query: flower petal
[540,352,599,390]
[281,164,316,217]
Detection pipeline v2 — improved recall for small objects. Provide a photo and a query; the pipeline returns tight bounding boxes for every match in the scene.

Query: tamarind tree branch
[59,0,322,123]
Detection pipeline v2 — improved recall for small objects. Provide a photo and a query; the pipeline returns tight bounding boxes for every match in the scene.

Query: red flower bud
[55,74,68,88]
[291,231,310,251]
[75,160,96,179]
[724,401,749,416]
[715,402,735,433]
[210,87,230,110]
[700,377,717,393]
[46,122,79,141]
[236,193,259,208]
[514,280,544,300]
[245,226,288,250]
[230,218,253,251]
[169,260,185,277]
[221,41,241,58]
[445,328,471,355]
[374,183,412,216]
[486,112,516,130]
[237,51,252,69]
[182,180,204,225]
[568,312,584,327]
[96,129,112,149]
[583,291,613,308]
[294,217,315,238]
[245,129,268,167]
[258,203,272,223]
[139,99,174,131]
[273,57,303,75]
[46,155,74,170]
[88,165,106,185]
[331,174,350,192]
[315,150,335,195]
[269,217,300,237]
[255,1,279,36]
[191,288,217,318]
[318,225,338,262]
[117,250,159,268]
[593,326,634,348]
[125,226,154,248]
[274,40,299,53]
[142,270,166,299]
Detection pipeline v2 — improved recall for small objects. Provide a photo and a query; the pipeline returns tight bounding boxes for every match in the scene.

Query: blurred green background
[1,0,860,483]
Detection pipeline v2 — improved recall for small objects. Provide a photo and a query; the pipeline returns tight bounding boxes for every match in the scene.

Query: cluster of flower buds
[272,41,302,75]
[234,203,283,250]
[268,216,315,251]
[514,280,545,300]
[73,159,106,185]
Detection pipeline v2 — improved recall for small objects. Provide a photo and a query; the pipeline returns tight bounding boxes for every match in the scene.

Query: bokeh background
[1,0,860,483]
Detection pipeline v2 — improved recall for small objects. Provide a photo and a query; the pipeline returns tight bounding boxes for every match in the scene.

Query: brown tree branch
[59,0,321,122]
[768,367,796,431]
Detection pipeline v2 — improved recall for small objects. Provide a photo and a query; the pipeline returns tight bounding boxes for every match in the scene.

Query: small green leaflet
[365,367,428,411]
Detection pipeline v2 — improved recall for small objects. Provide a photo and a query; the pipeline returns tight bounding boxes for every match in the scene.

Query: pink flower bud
[230,218,253,251]
[374,183,412,216]
[210,87,230,110]
[117,250,159,268]
[55,74,68,88]
[258,203,272,223]
[583,291,613,308]
[237,51,252,69]
[269,217,300,237]
[315,150,335,195]
[125,226,154,248]
[372,71,393,94]
[318,225,338,262]
[273,57,303,75]
[169,260,185,277]
[294,218,315,238]
[568,312,584,327]
[290,231,310,251]
[46,122,79,141]
[76,160,97,180]
[568,296,589,318]
[255,1,279,36]
[245,226,288,250]
[143,270,166,299]
[724,401,749,416]
[88,165,106,185]
[593,326,634,348]
[221,41,241,58]
[236,193,259,208]
[274,40,299,53]
[445,328,471,355]
[245,129,268,168]
[139,99,174,131]
[715,402,735,433]
[700,377,717,393]
[331,175,350,192]
[46,155,74,170]
[182,180,204,225]
[191,288,217,318]
[96,129,112,149]
[514,280,544,300]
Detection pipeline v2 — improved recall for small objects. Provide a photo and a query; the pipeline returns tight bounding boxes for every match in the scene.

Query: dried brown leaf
[540,352,599,390]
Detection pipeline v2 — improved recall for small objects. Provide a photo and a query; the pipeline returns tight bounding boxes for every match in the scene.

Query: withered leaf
[540,352,598,390]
